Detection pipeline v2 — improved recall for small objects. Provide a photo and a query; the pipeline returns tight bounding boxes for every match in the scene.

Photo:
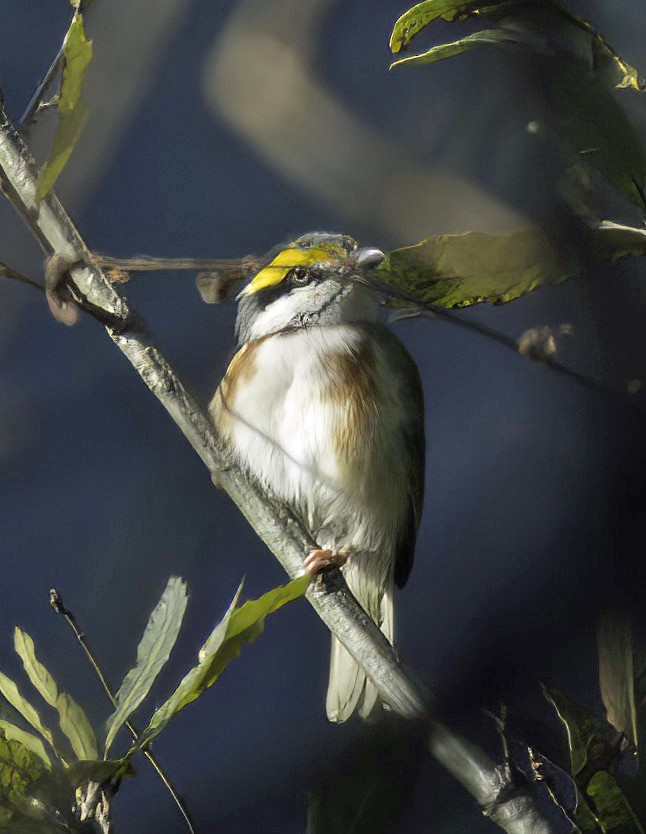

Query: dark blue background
[1,1,646,831]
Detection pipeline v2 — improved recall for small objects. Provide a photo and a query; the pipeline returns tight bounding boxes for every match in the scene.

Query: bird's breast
[210,324,411,552]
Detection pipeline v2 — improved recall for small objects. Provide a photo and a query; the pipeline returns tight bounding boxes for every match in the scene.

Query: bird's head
[234,233,385,345]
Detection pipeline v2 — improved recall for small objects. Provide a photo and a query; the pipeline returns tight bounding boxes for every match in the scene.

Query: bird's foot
[303,546,349,574]
[45,254,83,326]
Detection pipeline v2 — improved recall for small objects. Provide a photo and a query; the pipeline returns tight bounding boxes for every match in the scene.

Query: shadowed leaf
[139,574,312,746]
[389,1,646,207]
[377,228,578,308]
[68,757,133,785]
[542,684,618,776]
[307,717,422,834]
[0,727,48,812]
[0,723,50,771]
[36,12,92,199]
[584,770,645,834]
[105,576,188,755]
[598,611,646,759]
[390,0,645,91]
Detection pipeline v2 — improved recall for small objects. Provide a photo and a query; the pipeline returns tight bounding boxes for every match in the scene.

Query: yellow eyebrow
[240,247,334,296]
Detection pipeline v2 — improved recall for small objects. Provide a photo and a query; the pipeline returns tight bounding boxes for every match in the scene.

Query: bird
[209,232,425,722]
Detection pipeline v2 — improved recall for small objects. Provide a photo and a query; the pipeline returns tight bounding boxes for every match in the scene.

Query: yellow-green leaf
[390,29,514,69]
[376,228,578,308]
[14,627,96,761]
[0,723,50,770]
[57,694,97,761]
[0,673,54,752]
[389,0,482,53]
[36,12,92,199]
[104,576,188,755]
[13,630,58,710]
[139,574,312,746]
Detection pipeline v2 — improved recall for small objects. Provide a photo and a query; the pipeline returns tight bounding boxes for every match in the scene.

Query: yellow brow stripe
[241,247,333,296]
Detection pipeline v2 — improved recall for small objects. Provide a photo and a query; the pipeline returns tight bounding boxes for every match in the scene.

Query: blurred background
[1,0,646,831]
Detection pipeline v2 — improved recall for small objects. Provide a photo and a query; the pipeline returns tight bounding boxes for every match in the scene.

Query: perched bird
[209,233,425,722]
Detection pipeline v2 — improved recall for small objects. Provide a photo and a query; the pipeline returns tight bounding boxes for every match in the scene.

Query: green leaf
[57,694,97,762]
[0,727,48,811]
[0,673,54,753]
[585,770,645,834]
[389,0,482,53]
[542,684,619,776]
[388,2,646,207]
[597,611,646,762]
[104,576,188,755]
[390,28,516,69]
[13,628,97,762]
[68,757,133,786]
[389,0,645,91]
[0,724,50,771]
[377,228,578,308]
[13,630,58,711]
[140,574,311,746]
[36,12,92,199]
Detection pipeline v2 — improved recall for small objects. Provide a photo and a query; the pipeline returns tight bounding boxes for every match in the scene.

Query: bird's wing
[387,334,426,590]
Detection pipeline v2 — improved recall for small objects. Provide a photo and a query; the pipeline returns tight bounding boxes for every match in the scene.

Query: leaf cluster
[0,573,311,831]
[534,612,646,833]
[377,1,646,311]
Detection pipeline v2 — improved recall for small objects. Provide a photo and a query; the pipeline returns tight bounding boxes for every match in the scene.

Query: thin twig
[86,250,641,408]
[0,262,44,292]
[49,589,196,834]
[92,254,254,273]
[20,42,65,126]
[0,91,556,834]
[361,274,643,409]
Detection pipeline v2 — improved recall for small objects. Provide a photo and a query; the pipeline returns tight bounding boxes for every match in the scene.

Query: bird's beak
[355,247,385,268]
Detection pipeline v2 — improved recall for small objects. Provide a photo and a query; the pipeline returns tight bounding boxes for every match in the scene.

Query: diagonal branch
[0,92,557,834]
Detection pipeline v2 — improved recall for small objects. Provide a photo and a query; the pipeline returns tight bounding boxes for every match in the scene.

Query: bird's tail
[325,565,393,723]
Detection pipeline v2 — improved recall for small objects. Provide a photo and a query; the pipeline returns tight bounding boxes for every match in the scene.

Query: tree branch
[0,92,556,834]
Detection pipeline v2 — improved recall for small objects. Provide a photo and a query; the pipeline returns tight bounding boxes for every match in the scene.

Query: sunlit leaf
[0,723,50,771]
[390,28,525,69]
[13,628,96,761]
[376,228,578,308]
[57,694,97,762]
[139,574,312,746]
[13,630,58,711]
[104,576,188,755]
[0,673,54,752]
[36,12,92,199]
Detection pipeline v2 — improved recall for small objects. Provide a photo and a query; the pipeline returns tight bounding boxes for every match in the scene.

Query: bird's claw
[304,547,349,574]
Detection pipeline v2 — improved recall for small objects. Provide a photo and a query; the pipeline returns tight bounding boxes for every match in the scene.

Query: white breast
[211,324,412,561]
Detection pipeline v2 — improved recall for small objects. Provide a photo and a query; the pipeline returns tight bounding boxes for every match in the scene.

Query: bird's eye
[290,268,309,285]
